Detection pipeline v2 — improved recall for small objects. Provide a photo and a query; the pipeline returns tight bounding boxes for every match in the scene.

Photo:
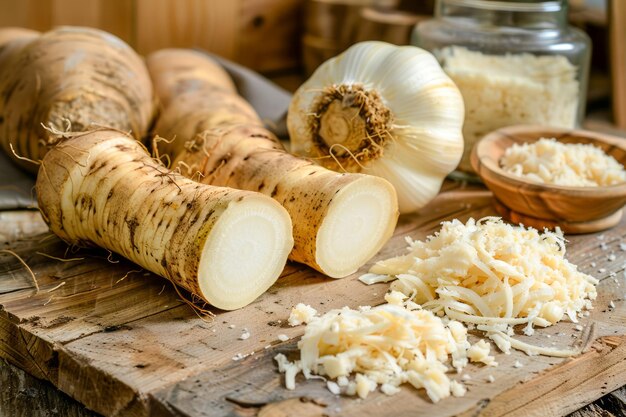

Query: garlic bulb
[288,41,465,213]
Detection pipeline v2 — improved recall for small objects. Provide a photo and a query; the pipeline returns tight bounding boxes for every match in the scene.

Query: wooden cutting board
[0,183,624,417]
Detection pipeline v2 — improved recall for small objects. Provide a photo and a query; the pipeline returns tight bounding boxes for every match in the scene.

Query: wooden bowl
[471,125,626,233]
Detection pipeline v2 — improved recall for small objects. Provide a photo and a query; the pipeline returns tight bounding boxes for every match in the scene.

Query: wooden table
[0,181,624,417]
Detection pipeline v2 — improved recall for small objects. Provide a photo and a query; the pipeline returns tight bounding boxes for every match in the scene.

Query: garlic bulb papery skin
[288,41,465,213]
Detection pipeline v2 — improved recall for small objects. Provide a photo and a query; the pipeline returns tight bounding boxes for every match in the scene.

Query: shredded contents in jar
[275,296,487,403]
[363,217,598,356]
[500,138,626,187]
[438,46,579,172]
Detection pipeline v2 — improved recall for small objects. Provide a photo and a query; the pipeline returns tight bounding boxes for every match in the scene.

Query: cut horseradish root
[362,217,598,356]
[36,130,294,311]
[196,194,294,310]
[315,175,398,278]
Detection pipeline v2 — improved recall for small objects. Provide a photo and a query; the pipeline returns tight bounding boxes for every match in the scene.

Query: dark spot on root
[258,181,265,191]
[161,258,167,268]
[115,144,133,152]
[243,155,250,161]
[250,133,270,139]
[289,196,296,202]
[126,217,140,251]
[271,186,279,198]
[107,190,113,200]
[237,196,244,202]
[204,209,215,223]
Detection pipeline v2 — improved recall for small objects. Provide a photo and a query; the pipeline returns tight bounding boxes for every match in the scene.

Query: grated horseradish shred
[500,138,626,187]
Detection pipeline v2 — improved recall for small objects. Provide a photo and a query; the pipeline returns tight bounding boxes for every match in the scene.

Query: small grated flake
[277,334,290,342]
[608,253,616,262]
[620,242,626,251]
[609,301,616,309]
[574,325,583,331]
[599,268,606,273]
[487,375,495,383]
[327,381,341,395]
[513,360,523,368]
[239,329,250,340]
[600,242,608,251]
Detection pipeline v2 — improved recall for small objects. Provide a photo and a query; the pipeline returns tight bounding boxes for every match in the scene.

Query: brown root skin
[36,129,293,309]
[153,89,261,158]
[0,27,39,67]
[0,26,155,174]
[146,49,237,107]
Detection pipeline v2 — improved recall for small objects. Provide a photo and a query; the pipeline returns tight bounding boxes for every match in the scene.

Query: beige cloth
[0,52,292,210]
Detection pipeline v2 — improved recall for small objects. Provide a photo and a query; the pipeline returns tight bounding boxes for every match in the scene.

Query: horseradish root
[288,41,465,213]
[147,49,399,278]
[36,130,294,310]
[0,26,154,172]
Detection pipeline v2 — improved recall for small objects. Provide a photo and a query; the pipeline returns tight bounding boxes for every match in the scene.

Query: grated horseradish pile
[275,296,490,402]
[500,138,626,187]
[276,218,598,402]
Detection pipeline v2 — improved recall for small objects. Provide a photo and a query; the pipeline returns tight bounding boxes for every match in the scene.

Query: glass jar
[413,0,591,173]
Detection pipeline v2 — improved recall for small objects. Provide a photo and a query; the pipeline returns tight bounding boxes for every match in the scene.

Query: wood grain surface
[0,183,624,417]
[0,0,303,73]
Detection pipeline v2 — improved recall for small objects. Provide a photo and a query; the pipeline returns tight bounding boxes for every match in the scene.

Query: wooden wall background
[0,0,303,73]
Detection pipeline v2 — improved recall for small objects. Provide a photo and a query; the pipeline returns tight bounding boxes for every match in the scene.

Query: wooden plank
[0,0,52,32]
[465,337,626,417]
[236,0,302,72]
[0,186,624,417]
[135,0,238,59]
[611,0,626,129]
[51,0,101,28]
[0,358,96,417]
[50,0,134,43]
[0,0,133,45]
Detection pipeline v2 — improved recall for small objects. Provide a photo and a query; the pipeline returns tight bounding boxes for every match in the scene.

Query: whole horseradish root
[36,130,294,310]
[0,26,154,172]
[147,49,399,278]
